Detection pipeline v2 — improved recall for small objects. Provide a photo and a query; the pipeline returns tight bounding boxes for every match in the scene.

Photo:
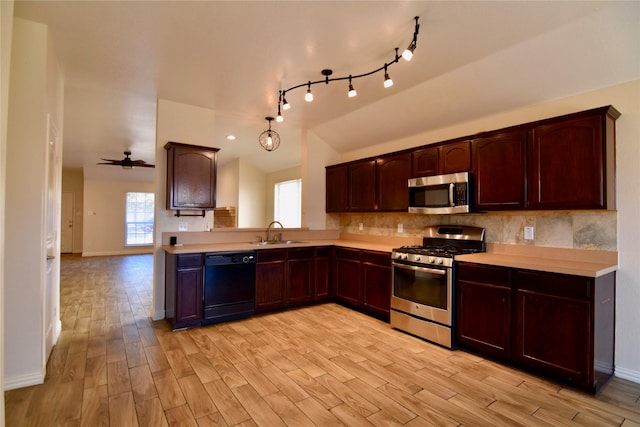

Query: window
[126,192,154,246]
[274,179,301,228]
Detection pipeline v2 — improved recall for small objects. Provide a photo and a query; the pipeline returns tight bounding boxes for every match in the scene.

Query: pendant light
[258,116,280,152]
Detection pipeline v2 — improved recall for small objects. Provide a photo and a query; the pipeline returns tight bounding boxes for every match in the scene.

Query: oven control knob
[437,258,444,265]
[428,256,435,263]
[415,255,421,262]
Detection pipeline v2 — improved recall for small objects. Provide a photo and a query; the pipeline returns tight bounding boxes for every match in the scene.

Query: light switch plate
[179,222,188,231]
[524,226,534,240]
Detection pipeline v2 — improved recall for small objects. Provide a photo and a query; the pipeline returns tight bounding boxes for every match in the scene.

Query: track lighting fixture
[258,116,280,152]
[402,16,420,61]
[305,82,313,102]
[383,65,394,88]
[267,16,420,148]
[348,75,357,98]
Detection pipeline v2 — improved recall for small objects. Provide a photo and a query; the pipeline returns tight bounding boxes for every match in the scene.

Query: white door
[61,192,74,253]
[44,115,61,361]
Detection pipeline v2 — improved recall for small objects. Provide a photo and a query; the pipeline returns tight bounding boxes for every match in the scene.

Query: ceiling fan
[97,151,155,169]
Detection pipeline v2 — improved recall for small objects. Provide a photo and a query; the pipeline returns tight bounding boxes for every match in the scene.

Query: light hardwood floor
[5,253,640,426]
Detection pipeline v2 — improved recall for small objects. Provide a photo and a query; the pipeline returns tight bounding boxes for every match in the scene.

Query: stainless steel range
[390,225,485,348]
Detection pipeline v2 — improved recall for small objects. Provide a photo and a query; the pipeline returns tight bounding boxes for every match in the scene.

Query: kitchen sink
[249,240,306,246]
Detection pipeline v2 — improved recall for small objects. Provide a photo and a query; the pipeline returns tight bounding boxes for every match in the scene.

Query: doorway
[61,192,73,253]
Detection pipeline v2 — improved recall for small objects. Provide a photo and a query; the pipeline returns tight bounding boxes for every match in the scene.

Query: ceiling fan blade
[132,160,155,168]
[99,158,122,163]
[96,160,122,165]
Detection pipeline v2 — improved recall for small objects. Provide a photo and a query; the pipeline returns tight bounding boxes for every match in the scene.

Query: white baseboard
[4,370,45,391]
[615,366,640,384]
[82,249,153,257]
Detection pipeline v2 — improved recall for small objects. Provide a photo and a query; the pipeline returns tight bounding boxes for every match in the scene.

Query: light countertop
[456,244,617,278]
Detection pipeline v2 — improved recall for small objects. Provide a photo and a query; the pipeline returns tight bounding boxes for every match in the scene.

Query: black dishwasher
[203,252,255,325]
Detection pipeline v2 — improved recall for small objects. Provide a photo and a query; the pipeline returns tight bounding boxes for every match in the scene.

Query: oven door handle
[392,262,447,276]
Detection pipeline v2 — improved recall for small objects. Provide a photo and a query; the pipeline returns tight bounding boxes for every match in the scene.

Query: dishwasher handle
[205,252,255,266]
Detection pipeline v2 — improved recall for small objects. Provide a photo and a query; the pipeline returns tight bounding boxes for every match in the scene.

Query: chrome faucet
[266,221,284,242]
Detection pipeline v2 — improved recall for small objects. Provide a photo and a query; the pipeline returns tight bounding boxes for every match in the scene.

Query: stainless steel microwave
[408,172,471,214]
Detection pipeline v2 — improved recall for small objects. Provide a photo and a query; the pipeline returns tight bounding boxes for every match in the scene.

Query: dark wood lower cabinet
[456,261,615,394]
[456,263,511,358]
[361,251,391,318]
[314,247,332,300]
[334,248,362,306]
[334,247,391,318]
[255,250,286,313]
[287,248,314,305]
[165,253,204,329]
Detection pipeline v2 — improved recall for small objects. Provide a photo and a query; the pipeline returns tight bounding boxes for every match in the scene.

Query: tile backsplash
[329,210,617,251]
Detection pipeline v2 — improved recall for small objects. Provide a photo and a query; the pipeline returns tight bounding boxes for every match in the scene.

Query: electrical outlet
[179,222,188,231]
[397,223,404,233]
[358,223,364,232]
[524,226,534,240]
[205,222,211,231]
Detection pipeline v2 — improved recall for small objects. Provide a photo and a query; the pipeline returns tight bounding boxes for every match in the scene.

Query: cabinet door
[440,141,471,174]
[456,263,511,358]
[411,146,439,177]
[287,248,314,305]
[326,165,348,212]
[334,248,361,305]
[513,270,592,387]
[473,129,527,210]
[165,142,218,210]
[314,247,332,300]
[348,160,377,211]
[529,115,605,209]
[361,251,391,318]
[377,153,410,211]
[175,266,203,328]
[255,250,286,313]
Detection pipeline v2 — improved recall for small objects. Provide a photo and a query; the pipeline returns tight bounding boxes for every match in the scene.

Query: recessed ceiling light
[226,135,236,140]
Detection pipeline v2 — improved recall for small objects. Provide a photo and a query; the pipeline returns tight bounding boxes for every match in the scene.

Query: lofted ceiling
[13,1,640,181]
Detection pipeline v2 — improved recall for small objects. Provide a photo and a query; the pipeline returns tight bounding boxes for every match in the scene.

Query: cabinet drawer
[315,247,332,258]
[288,248,314,260]
[361,250,390,266]
[456,262,510,287]
[177,254,203,268]
[256,249,287,263]
[515,270,591,300]
[335,247,361,261]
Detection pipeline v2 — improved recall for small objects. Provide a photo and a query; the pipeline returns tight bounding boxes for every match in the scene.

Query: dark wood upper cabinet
[472,129,527,210]
[348,160,377,211]
[165,142,219,214]
[528,107,618,210]
[412,140,471,177]
[327,106,618,213]
[411,146,439,177]
[377,152,411,211]
[326,164,348,213]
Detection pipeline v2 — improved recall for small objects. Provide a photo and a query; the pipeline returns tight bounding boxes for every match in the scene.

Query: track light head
[383,65,394,88]
[305,82,313,102]
[348,75,357,98]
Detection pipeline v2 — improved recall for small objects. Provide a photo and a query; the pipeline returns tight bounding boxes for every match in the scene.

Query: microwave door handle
[449,183,455,207]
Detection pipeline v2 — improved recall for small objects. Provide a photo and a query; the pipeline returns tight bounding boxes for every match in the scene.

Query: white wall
[237,158,266,228]
[82,179,155,256]
[301,129,340,229]
[216,159,239,209]
[4,16,64,390]
[153,99,216,320]
[0,0,15,418]
[338,80,640,383]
